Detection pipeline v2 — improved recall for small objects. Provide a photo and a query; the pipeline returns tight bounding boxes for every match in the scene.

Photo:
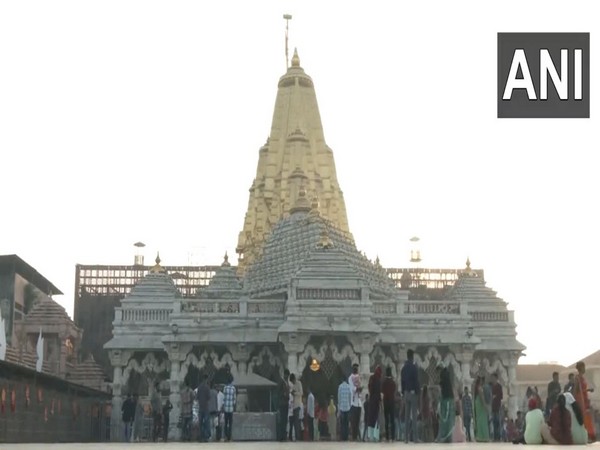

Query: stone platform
[2,443,599,449]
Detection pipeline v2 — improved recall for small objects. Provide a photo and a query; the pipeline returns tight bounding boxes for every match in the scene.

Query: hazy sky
[1,1,597,367]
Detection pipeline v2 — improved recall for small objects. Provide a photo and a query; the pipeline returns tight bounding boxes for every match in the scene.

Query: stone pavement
[1,443,599,449]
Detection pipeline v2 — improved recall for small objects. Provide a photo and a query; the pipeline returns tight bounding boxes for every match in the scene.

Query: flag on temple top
[36,328,44,372]
[0,317,6,361]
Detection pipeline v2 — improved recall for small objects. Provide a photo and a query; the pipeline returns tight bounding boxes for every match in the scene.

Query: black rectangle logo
[498,33,589,118]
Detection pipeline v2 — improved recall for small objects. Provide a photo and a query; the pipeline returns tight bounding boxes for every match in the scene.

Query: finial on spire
[462,257,476,277]
[283,14,292,69]
[465,257,471,270]
[222,251,231,267]
[150,252,165,273]
[291,48,300,67]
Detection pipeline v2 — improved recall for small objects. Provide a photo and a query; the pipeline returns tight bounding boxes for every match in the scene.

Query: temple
[105,49,525,440]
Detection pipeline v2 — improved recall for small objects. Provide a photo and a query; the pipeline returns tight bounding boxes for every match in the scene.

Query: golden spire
[291,48,300,67]
[289,185,311,214]
[222,251,231,267]
[149,252,165,273]
[309,193,320,216]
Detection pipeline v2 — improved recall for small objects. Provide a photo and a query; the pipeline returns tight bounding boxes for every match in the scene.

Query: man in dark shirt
[400,349,420,443]
[545,371,561,417]
[563,372,575,393]
[121,394,136,442]
[278,369,290,442]
[196,375,211,442]
[490,374,503,441]
[381,366,397,442]
[462,387,473,442]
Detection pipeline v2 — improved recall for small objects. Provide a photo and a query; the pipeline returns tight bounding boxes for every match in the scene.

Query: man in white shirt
[348,363,362,441]
[307,388,315,441]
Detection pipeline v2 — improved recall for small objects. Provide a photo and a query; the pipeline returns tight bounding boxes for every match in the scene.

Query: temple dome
[243,210,398,299]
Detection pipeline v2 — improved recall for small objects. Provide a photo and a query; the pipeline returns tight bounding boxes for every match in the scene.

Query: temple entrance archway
[298,337,358,408]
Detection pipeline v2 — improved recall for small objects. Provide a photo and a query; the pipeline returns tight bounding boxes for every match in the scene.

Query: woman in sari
[420,385,434,442]
[473,376,490,442]
[452,396,466,443]
[436,367,455,443]
[563,392,589,445]
[573,361,596,442]
[327,396,337,441]
[367,366,382,441]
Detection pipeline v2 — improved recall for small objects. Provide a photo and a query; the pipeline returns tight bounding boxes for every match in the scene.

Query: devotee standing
[546,371,561,417]
[348,363,362,441]
[180,384,193,441]
[462,387,473,442]
[401,349,420,443]
[490,373,503,441]
[381,366,397,442]
[196,375,211,442]
[573,361,596,442]
[338,378,352,441]
[420,385,434,442]
[436,367,455,443]
[222,374,237,442]
[367,366,382,441]
[121,394,135,442]
[162,398,172,442]
[564,373,575,393]
[151,383,163,442]
[307,388,315,441]
[278,369,290,442]
[133,394,144,442]
[473,376,490,442]
[290,373,303,441]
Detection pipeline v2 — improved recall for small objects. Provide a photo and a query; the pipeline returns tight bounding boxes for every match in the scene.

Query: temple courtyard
[2,444,599,449]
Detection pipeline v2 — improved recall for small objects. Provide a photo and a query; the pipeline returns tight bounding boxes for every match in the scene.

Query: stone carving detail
[471,311,508,322]
[218,302,240,314]
[470,356,508,385]
[180,349,237,382]
[296,288,360,300]
[404,303,460,314]
[249,346,284,379]
[122,352,168,387]
[370,346,396,378]
[121,309,170,322]
[297,342,358,372]
[248,302,285,314]
[413,347,461,385]
[373,303,396,314]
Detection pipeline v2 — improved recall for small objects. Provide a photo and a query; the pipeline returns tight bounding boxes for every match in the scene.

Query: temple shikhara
[103,49,525,439]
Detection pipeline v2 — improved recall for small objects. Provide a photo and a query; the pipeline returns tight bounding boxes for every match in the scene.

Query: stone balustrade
[403,302,461,315]
[471,311,509,322]
[120,308,171,322]
[372,302,397,315]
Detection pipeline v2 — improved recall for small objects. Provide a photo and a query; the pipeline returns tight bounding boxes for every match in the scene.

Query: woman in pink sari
[452,397,466,443]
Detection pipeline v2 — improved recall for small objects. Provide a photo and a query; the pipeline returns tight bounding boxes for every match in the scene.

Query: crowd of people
[277,350,598,445]
[514,361,596,445]
[120,373,237,443]
[118,351,597,444]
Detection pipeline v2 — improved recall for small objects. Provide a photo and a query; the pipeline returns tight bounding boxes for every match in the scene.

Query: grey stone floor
[1,443,599,449]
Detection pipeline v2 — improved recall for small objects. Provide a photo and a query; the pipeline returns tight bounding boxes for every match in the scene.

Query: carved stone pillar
[507,353,519,419]
[168,356,181,441]
[359,352,371,387]
[287,352,298,377]
[110,364,123,442]
[229,343,250,378]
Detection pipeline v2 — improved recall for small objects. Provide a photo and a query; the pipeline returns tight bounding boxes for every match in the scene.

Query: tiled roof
[4,345,51,373]
[243,209,398,299]
[26,297,75,326]
[124,270,181,304]
[198,253,242,299]
[67,355,107,390]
